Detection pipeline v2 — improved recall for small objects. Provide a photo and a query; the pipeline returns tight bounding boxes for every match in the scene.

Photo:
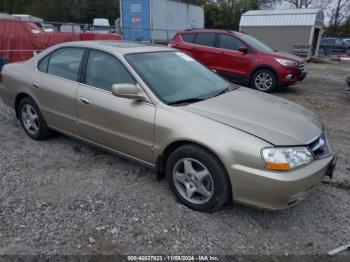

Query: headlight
[262,147,314,171]
[275,58,298,67]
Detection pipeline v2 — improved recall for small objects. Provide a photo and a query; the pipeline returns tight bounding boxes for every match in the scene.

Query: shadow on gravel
[274,86,300,94]
[325,181,350,191]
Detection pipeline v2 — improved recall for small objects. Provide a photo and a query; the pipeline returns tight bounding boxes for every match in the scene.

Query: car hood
[262,51,303,62]
[184,88,322,146]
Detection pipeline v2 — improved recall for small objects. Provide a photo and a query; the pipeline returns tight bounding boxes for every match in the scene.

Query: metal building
[120,0,204,42]
[239,9,325,58]
[0,13,18,20]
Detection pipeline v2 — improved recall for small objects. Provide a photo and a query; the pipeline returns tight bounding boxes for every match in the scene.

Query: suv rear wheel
[251,69,277,93]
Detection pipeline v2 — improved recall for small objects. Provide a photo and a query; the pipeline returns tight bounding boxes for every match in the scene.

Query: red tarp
[80,32,123,41]
[0,20,122,62]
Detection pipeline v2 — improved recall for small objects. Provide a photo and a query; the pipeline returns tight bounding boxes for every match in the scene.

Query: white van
[93,18,110,33]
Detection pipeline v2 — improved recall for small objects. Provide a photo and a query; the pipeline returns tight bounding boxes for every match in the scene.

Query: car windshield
[94,26,110,32]
[238,33,274,52]
[125,52,232,105]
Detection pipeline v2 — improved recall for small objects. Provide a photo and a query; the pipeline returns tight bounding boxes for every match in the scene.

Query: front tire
[19,97,50,140]
[251,69,277,93]
[166,145,231,212]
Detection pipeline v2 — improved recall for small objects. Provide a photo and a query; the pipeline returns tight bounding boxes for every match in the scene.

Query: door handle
[80,98,90,105]
[32,82,40,88]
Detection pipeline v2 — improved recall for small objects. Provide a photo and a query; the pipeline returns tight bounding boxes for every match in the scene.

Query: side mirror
[111,83,148,102]
[239,47,248,54]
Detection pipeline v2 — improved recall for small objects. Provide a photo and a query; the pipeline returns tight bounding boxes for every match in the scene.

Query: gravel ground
[0,63,349,257]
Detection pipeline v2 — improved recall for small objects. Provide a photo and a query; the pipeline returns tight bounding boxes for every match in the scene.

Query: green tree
[204,0,277,30]
[0,0,120,24]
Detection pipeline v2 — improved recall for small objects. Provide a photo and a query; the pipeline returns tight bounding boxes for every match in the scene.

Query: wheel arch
[14,93,31,119]
[156,140,230,184]
[249,66,279,85]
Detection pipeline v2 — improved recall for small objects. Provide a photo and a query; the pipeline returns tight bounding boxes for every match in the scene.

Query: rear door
[192,32,219,69]
[215,33,254,80]
[176,32,197,57]
[35,47,85,135]
[76,50,155,163]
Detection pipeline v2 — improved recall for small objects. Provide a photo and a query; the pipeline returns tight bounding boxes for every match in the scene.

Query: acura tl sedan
[0,41,337,212]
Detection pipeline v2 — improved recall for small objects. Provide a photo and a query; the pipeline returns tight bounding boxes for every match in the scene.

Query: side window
[194,33,216,47]
[47,48,85,81]
[335,39,343,46]
[38,55,50,72]
[218,34,244,51]
[181,33,196,44]
[86,50,135,92]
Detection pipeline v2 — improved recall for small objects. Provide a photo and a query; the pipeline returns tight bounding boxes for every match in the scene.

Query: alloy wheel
[255,72,273,91]
[172,158,214,205]
[21,104,40,136]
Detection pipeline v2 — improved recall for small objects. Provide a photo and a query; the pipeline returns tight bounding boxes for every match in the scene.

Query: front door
[215,33,253,81]
[76,50,155,163]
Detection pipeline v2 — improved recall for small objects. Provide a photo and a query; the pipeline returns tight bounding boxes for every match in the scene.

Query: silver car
[0,41,337,212]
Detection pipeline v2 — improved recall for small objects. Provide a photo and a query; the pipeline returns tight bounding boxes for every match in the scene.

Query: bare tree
[281,0,331,8]
[331,0,350,33]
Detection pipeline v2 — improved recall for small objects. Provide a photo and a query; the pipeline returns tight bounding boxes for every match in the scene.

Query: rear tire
[18,97,50,140]
[251,69,277,93]
[166,145,231,212]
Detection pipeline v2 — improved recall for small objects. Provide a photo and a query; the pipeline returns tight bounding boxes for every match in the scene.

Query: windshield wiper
[168,86,237,106]
[168,97,205,106]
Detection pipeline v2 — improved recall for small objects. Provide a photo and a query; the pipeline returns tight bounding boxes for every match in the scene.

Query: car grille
[299,61,306,72]
[308,132,331,159]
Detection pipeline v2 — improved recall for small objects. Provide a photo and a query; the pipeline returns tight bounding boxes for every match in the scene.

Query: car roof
[180,29,239,35]
[57,40,174,55]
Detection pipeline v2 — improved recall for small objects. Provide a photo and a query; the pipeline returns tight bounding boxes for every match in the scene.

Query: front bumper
[226,155,335,210]
[346,76,350,88]
[301,71,307,81]
[278,67,307,86]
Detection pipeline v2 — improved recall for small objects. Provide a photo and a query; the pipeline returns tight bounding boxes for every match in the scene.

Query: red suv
[169,29,307,92]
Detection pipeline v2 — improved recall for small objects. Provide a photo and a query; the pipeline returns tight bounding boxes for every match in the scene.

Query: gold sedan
[0,41,337,212]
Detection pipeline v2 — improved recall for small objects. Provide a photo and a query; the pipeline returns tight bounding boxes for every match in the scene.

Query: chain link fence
[43,22,179,43]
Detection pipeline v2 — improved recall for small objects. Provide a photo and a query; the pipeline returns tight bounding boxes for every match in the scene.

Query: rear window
[181,33,196,44]
[194,33,216,47]
[38,55,50,72]
[45,48,85,81]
